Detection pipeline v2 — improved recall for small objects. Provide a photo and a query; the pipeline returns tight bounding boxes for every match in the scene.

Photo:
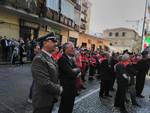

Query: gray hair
[121,54,130,61]
[62,42,74,52]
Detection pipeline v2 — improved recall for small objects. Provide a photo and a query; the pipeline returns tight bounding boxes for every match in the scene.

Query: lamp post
[141,0,148,51]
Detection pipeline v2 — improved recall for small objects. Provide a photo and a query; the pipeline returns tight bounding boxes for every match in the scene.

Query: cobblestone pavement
[0,65,150,113]
[73,77,150,113]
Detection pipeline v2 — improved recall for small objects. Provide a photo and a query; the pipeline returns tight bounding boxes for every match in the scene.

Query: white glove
[59,86,63,95]
[77,72,81,78]
[122,73,128,79]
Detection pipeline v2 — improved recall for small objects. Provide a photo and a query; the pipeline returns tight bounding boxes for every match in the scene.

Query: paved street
[0,65,150,113]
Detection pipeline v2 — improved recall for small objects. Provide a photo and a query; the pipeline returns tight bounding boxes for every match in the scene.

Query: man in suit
[1,36,8,61]
[136,51,149,98]
[99,53,112,98]
[58,42,81,113]
[31,32,63,113]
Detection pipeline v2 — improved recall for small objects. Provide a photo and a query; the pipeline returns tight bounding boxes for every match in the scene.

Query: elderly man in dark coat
[99,53,112,98]
[136,51,150,98]
[31,32,63,113]
[58,42,81,113]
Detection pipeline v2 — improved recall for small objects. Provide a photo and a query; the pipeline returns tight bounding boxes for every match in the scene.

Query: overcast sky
[89,0,147,35]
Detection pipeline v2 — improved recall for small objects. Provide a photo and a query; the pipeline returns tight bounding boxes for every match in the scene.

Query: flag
[144,35,150,48]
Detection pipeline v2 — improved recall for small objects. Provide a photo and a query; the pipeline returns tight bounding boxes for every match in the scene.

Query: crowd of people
[29,32,150,113]
[0,36,37,64]
[0,33,150,113]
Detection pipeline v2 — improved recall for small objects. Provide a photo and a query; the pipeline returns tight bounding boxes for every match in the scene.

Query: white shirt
[5,40,8,46]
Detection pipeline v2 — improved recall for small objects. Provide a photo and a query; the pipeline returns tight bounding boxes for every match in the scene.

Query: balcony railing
[82,10,87,16]
[81,18,87,23]
[80,24,86,30]
[0,0,76,29]
[75,3,81,11]
[45,8,59,22]
[82,2,88,8]
[0,0,39,14]
[74,24,79,31]
[70,0,77,4]
[60,14,74,28]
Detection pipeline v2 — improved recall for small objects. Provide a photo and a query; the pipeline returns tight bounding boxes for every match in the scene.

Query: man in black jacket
[136,51,149,98]
[58,42,81,113]
[114,54,130,113]
[109,53,118,91]
[99,53,112,98]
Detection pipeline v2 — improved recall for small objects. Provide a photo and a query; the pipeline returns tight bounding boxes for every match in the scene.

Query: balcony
[70,0,77,4]
[82,2,88,8]
[80,24,86,30]
[75,3,81,11]
[81,18,87,23]
[45,8,59,22]
[82,10,87,16]
[0,0,75,30]
[74,24,79,31]
[60,14,74,28]
[0,0,39,14]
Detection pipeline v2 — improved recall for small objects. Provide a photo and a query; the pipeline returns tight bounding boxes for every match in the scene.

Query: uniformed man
[89,53,96,80]
[31,32,63,113]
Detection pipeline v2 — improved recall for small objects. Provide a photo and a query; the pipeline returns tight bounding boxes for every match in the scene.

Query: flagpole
[141,0,148,51]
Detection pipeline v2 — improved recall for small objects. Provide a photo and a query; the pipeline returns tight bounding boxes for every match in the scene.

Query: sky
[89,0,147,35]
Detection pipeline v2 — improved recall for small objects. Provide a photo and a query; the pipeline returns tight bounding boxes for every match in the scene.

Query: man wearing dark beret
[31,32,63,113]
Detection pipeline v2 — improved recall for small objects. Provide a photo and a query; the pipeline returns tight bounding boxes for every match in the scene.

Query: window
[77,0,81,5]
[109,32,112,37]
[61,0,75,20]
[91,44,95,51]
[69,37,77,47]
[82,43,87,48]
[115,32,119,37]
[46,0,59,12]
[122,32,126,37]
[74,11,80,25]
[56,35,62,45]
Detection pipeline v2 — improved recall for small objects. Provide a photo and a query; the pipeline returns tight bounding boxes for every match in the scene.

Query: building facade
[103,27,142,53]
[0,0,96,63]
[78,33,109,51]
[0,0,81,43]
[80,0,91,33]
[0,0,92,44]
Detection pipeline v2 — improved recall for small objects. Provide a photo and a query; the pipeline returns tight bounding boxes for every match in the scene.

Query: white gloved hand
[122,73,128,79]
[77,72,81,78]
[59,86,63,95]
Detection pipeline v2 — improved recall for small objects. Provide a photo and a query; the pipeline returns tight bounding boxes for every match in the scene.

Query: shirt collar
[67,55,72,60]
[42,49,52,57]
